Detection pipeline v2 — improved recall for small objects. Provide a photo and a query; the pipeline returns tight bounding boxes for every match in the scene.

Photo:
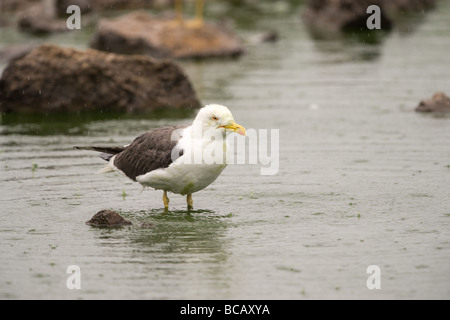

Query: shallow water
[1,2,450,299]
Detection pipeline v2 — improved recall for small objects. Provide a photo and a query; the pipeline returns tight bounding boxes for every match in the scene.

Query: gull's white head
[194,104,246,136]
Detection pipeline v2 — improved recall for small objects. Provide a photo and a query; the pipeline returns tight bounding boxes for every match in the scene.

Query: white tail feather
[98,164,115,174]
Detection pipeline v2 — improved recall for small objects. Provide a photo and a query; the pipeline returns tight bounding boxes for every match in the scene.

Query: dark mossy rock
[303,0,436,36]
[90,11,244,59]
[415,92,450,113]
[86,210,132,227]
[0,44,201,113]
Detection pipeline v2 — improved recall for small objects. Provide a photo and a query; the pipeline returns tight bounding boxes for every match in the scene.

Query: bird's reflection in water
[95,208,232,260]
[89,209,233,297]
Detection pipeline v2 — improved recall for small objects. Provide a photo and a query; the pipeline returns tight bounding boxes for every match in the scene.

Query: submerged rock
[303,0,436,36]
[415,92,450,113]
[86,210,132,227]
[139,222,156,228]
[0,44,201,113]
[303,0,390,35]
[90,11,244,59]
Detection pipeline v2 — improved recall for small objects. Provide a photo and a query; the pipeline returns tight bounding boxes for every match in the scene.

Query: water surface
[0,2,449,299]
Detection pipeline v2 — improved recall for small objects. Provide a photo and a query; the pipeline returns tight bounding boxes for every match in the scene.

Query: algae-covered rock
[86,210,132,227]
[0,44,201,113]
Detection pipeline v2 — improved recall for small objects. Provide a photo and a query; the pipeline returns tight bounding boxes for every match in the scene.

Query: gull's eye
[211,115,219,121]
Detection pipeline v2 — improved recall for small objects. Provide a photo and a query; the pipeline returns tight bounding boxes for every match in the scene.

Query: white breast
[136,126,229,195]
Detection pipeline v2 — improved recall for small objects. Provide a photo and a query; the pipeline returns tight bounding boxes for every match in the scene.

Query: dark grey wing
[74,146,126,154]
[113,125,188,181]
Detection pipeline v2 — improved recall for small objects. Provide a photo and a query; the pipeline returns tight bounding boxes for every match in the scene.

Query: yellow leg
[163,190,169,211]
[187,193,193,210]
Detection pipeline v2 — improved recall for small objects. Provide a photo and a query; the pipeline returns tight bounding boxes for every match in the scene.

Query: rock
[302,0,436,35]
[16,0,98,34]
[303,0,392,35]
[90,11,244,59]
[139,222,156,228]
[18,0,68,34]
[415,92,450,113]
[248,30,279,44]
[257,31,279,43]
[86,210,132,227]
[0,44,201,113]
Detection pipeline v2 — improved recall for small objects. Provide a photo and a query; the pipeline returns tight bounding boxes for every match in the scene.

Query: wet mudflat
[1,2,450,299]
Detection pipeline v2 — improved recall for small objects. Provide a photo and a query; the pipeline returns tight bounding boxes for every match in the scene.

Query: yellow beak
[221,122,246,136]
